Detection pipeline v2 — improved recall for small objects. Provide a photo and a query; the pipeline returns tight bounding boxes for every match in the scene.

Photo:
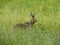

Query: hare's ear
[30,12,33,16]
[30,12,35,16]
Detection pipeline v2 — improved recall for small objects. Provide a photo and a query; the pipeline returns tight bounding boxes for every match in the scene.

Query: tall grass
[0,0,60,45]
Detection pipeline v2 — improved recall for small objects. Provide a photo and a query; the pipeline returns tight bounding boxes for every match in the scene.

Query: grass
[0,0,60,45]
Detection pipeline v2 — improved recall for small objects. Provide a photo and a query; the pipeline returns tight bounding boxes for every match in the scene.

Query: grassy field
[0,0,60,45]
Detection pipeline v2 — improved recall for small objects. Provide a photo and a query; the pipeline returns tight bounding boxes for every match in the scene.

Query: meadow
[0,0,60,45]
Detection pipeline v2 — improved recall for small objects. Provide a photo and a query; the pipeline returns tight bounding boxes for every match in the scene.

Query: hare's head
[30,12,37,25]
[31,16,37,24]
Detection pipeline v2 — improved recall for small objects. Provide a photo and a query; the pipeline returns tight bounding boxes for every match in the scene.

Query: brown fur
[14,12,37,29]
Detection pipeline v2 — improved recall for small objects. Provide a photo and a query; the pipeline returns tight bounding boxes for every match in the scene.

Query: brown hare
[14,12,37,29]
